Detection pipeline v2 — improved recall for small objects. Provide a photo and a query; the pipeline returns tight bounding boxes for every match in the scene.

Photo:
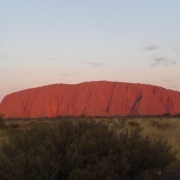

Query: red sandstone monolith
[0,81,180,118]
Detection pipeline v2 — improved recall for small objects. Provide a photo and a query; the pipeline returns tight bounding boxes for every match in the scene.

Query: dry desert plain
[0,115,180,179]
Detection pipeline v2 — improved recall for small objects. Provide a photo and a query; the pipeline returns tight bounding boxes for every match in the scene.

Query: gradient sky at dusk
[0,1,180,102]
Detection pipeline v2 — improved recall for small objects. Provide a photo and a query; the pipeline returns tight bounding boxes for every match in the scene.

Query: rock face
[0,81,180,118]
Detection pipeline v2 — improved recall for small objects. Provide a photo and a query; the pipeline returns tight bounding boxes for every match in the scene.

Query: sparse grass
[1,116,180,160]
[0,117,178,180]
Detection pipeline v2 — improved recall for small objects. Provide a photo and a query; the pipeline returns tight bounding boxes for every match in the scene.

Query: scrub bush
[0,119,176,180]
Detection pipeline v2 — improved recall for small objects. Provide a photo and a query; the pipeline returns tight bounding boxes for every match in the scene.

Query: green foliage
[173,113,180,118]
[128,121,140,128]
[120,128,176,179]
[148,120,159,128]
[0,113,5,128]
[148,120,171,130]
[0,119,176,180]
[158,123,171,130]
[162,161,180,180]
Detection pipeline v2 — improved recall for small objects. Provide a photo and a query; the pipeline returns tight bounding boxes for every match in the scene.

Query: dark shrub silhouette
[0,119,176,180]
[0,113,5,128]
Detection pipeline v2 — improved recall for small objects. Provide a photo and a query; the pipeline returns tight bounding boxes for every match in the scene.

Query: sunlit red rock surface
[0,81,180,119]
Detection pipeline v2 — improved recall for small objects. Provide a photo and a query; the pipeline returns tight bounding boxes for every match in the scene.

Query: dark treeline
[0,118,179,180]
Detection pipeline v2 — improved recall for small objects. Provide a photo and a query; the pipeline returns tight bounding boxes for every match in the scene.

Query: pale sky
[0,1,180,102]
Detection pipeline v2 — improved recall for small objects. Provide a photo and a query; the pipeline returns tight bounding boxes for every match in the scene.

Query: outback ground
[0,116,180,179]
[1,116,180,158]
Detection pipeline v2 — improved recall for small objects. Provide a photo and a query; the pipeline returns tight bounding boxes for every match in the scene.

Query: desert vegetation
[0,116,180,179]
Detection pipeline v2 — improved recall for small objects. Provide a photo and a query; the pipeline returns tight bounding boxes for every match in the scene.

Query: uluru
[0,81,180,119]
